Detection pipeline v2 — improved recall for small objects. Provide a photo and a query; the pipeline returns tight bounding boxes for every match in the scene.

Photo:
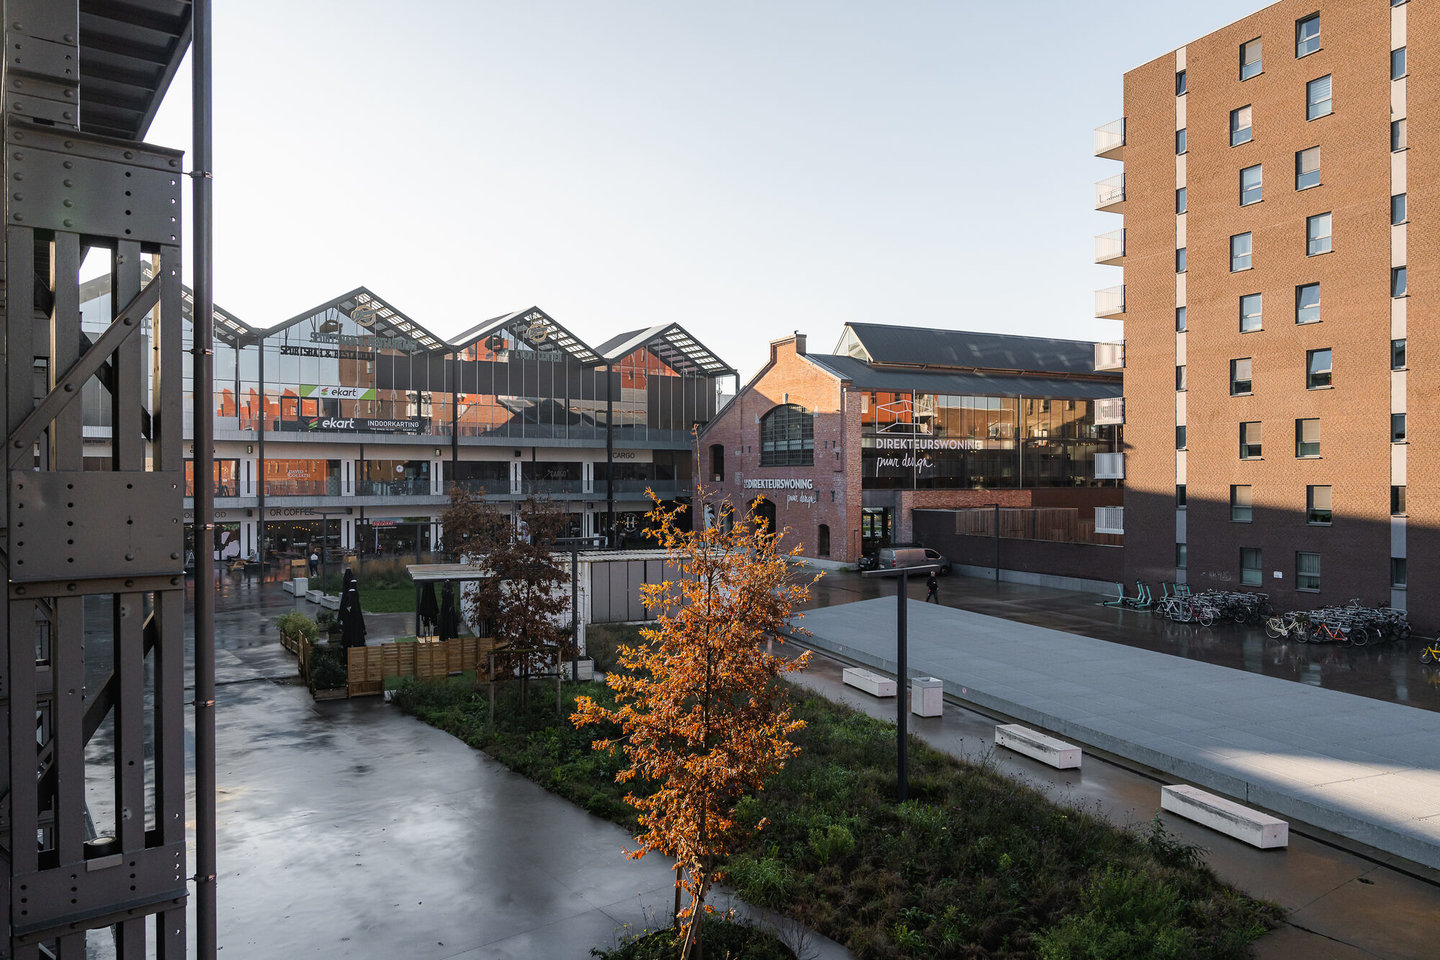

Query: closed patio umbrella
[418,581,440,634]
[338,569,367,649]
[438,580,460,642]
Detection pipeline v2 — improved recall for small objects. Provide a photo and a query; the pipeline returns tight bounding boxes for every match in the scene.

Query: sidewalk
[792,597,1440,874]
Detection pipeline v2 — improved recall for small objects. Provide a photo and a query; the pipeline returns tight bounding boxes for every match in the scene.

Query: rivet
[11,213,20,221]
[63,140,72,148]
[62,219,72,228]
[15,587,24,595]
[62,110,72,119]
[170,553,179,560]
[62,198,71,207]
[67,583,76,591]
[62,382,73,392]
[125,553,134,561]
[11,151,20,160]
[62,179,71,187]
[11,192,19,200]
[125,580,134,587]
[62,160,71,169]
[11,172,20,180]
[123,150,133,160]
[12,102,22,111]
[64,33,74,43]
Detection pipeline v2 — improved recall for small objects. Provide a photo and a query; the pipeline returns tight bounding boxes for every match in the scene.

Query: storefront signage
[872,437,980,451]
[310,331,421,353]
[300,384,376,401]
[274,416,428,435]
[280,345,372,360]
[742,478,814,490]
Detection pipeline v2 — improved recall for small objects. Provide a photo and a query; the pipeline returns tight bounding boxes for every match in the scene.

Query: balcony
[1094,118,1125,160]
[1094,341,1125,371]
[1094,228,1125,265]
[1094,397,1125,425]
[357,477,432,497]
[1095,285,1125,319]
[1094,505,1124,535]
[1094,452,1125,480]
[1094,173,1125,213]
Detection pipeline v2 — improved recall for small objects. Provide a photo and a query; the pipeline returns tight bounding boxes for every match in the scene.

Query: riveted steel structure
[1,2,203,957]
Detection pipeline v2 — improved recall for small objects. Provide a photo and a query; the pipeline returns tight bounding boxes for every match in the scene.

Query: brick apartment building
[697,325,1122,567]
[1101,0,1432,621]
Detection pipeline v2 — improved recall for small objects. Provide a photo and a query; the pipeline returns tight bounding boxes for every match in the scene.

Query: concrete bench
[842,667,896,698]
[1160,784,1288,849]
[995,724,1082,769]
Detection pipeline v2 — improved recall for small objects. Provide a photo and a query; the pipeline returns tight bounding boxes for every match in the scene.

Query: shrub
[274,612,318,646]
[307,643,348,691]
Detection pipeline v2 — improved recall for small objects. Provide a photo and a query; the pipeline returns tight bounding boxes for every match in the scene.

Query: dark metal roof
[598,323,736,377]
[804,354,1122,401]
[262,288,449,353]
[449,307,603,365]
[839,322,1108,377]
[78,0,193,141]
[595,328,646,356]
[81,270,253,347]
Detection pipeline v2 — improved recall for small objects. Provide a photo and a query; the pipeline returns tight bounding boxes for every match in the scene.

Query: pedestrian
[309,550,319,577]
[926,572,939,603]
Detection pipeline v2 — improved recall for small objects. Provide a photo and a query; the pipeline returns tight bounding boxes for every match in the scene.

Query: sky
[140,0,1271,382]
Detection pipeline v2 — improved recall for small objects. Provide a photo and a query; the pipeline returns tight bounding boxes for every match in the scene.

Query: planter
[312,687,347,701]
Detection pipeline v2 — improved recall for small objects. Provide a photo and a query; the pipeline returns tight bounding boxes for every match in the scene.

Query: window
[1392,558,1407,589]
[759,403,814,466]
[1175,306,1187,332]
[1392,338,1406,369]
[1392,193,1407,225]
[1392,266,1407,297]
[1296,552,1321,592]
[1176,364,1187,390]
[1307,485,1332,524]
[1296,14,1320,57]
[1177,543,1188,569]
[1392,412,1407,442]
[1296,418,1320,457]
[1306,348,1332,388]
[1306,75,1332,119]
[1231,485,1253,522]
[817,524,830,557]
[1176,247,1187,273]
[1306,212,1332,255]
[1240,293,1263,332]
[1231,232,1252,271]
[1241,38,1262,79]
[1241,421,1262,459]
[1241,548,1263,586]
[1393,118,1407,151]
[1176,69,1187,95]
[1393,46,1407,80]
[1296,146,1320,189]
[1176,424,1187,450]
[1177,484,1186,507]
[1240,164,1263,205]
[1296,283,1321,324]
[1231,358,1253,395]
[709,444,724,482]
[1231,105,1253,145]
[1176,187,1187,213]
[1392,485,1406,516]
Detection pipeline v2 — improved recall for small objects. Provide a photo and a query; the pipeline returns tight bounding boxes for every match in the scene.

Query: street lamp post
[861,562,942,803]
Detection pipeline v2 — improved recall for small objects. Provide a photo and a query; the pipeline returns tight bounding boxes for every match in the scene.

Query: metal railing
[1094,117,1125,158]
[1094,173,1125,211]
[1094,341,1125,371]
[1095,285,1125,318]
[1094,228,1125,264]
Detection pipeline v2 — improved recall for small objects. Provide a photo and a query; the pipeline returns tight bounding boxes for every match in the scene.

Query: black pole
[191,0,218,953]
[896,570,908,803]
[994,502,1000,584]
[605,363,615,548]
[571,547,579,682]
[450,351,459,489]
[256,341,265,566]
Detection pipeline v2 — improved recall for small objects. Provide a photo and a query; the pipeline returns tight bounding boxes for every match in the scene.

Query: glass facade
[859,391,1112,489]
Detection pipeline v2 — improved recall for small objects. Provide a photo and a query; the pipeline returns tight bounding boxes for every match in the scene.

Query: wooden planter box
[312,687,348,701]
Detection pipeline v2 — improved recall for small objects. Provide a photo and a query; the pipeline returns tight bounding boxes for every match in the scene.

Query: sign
[310,331,421,353]
[522,311,553,346]
[351,304,378,327]
[280,345,372,360]
[743,478,814,490]
[275,416,428,435]
[300,384,376,401]
[871,437,980,452]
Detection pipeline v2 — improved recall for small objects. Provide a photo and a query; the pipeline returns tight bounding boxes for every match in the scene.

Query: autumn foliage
[572,497,815,959]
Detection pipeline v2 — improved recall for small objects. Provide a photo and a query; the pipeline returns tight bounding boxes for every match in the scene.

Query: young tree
[572,496,816,960]
[441,487,572,706]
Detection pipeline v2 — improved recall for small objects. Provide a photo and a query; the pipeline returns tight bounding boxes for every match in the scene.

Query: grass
[393,679,1282,960]
[318,558,419,612]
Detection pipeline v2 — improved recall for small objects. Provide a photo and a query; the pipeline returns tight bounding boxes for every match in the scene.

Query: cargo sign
[300,384,376,401]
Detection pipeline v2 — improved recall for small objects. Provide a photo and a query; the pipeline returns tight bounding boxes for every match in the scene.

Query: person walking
[925,572,939,603]
[309,550,319,578]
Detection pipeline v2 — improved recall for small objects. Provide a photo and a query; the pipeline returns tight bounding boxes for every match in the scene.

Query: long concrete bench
[1161,784,1288,849]
[842,667,896,698]
[995,724,1081,769]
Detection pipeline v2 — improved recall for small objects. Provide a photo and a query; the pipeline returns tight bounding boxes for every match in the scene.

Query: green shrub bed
[393,679,1281,959]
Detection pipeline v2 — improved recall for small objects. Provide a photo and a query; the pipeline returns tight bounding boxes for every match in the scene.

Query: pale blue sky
[143,1,1268,381]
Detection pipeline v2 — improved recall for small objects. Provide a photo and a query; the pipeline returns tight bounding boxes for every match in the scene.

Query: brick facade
[1119,1,1435,626]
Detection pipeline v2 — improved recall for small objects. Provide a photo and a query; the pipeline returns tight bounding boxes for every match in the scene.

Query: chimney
[793,332,806,355]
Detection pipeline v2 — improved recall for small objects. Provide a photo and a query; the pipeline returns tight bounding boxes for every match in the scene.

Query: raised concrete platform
[842,667,896,698]
[996,724,1081,769]
[793,596,1440,871]
[1162,784,1288,850]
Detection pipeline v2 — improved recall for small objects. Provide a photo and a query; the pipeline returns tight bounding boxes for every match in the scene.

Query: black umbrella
[338,569,367,649]
[418,581,440,634]
[438,580,460,642]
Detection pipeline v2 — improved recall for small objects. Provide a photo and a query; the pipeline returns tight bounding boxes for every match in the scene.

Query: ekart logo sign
[304,417,356,430]
[300,384,376,401]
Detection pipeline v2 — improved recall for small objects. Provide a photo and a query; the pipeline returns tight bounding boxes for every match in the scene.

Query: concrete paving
[792,596,1440,874]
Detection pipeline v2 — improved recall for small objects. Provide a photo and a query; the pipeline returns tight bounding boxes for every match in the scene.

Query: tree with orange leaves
[572,495,815,960]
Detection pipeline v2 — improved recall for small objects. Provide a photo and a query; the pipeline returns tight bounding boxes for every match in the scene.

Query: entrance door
[751,497,777,533]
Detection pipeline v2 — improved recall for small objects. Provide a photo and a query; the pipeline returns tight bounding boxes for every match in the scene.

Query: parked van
[876,546,950,574]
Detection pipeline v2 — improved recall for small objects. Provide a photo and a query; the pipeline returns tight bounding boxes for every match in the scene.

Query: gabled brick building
[697,325,1123,565]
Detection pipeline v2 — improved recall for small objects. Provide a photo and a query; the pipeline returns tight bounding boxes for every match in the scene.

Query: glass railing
[1094,285,1125,318]
[1094,118,1125,158]
[1094,229,1125,264]
[1094,173,1125,211]
[1094,341,1125,370]
[356,477,432,497]
[265,477,341,497]
[1094,398,1125,425]
[520,479,585,495]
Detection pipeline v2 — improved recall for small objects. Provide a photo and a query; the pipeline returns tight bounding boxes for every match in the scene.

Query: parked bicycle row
[1265,600,1411,647]
[1105,581,1273,627]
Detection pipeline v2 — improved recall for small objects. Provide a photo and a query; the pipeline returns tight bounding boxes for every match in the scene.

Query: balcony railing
[1094,452,1125,480]
[1095,285,1125,318]
[1094,397,1125,425]
[519,478,585,495]
[356,477,432,497]
[1094,228,1125,265]
[1094,506,1124,535]
[266,477,341,498]
[1094,341,1125,371]
[1094,118,1125,159]
[1094,173,1125,212]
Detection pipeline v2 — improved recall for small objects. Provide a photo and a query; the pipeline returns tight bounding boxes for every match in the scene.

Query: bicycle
[1421,642,1440,664]
[1265,612,1309,642]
